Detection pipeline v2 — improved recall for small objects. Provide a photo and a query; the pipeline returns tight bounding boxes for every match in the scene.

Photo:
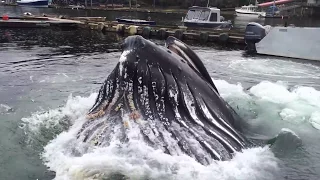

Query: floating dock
[0,15,245,45]
[0,16,84,29]
[72,17,245,45]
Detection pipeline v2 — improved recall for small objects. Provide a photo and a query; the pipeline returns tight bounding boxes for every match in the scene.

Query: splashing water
[42,128,278,180]
[20,79,320,180]
[214,79,320,131]
[20,93,98,144]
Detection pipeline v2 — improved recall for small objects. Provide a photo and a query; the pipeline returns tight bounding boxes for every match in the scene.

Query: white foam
[279,108,304,124]
[213,79,251,99]
[38,73,82,84]
[249,81,294,104]
[0,104,13,114]
[213,79,320,131]
[41,115,279,180]
[309,111,320,130]
[21,93,98,134]
[119,49,132,76]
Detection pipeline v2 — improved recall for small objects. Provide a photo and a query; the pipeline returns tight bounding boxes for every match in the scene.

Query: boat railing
[237,5,260,12]
[278,4,301,11]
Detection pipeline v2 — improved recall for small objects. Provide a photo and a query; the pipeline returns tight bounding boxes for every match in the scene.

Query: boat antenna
[272,0,275,16]
[136,0,138,10]
[207,0,209,7]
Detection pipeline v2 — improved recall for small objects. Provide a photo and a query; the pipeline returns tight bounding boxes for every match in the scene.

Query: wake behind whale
[76,35,252,165]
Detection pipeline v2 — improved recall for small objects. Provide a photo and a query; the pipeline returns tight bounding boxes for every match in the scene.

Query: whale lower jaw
[78,111,234,166]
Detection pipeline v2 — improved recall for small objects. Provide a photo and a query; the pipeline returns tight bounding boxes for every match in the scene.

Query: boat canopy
[185,6,221,22]
[239,4,260,11]
[258,0,292,7]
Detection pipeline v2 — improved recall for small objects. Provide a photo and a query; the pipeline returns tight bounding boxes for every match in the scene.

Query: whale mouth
[77,35,249,165]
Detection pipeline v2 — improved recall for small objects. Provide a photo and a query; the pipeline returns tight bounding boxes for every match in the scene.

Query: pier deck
[0,16,84,28]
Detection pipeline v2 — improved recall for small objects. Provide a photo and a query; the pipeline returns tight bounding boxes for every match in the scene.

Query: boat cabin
[265,5,279,16]
[184,6,224,23]
[238,4,260,12]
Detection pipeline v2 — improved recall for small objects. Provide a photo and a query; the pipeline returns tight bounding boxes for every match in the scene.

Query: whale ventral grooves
[80,35,250,166]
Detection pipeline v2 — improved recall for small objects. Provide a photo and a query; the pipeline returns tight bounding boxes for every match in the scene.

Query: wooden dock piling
[81,20,245,45]
[0,15,246,45]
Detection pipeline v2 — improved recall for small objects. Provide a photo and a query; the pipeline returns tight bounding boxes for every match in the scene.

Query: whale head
[77,35,249,165]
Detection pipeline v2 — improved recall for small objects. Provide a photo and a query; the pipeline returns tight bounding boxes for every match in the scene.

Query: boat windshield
[241,6,258,12]
[185,10,196,20]
[199,10,210,21]
[185,9,210,20]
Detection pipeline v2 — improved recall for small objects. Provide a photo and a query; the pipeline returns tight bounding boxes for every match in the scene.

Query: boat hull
[183,21,232,29]
[17,0,48,7]
[235,10,265,18]
[116,18,156,26]
[264,15,289,18]
[256,27,320,61]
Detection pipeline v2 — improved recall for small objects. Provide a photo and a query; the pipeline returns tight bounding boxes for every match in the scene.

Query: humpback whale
[77,35,250,165]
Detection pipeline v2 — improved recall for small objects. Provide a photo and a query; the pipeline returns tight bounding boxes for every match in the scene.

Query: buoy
[219,33,229,43]
[174,29,184,40]
[199,32,209,44]
[58,15,66,19]
[2,14,9,21]
[97,22,104,31]
[158,28,168,40]
[23,12,33,16]
[142,26,151,38]
[101,25,107,34]
[88,23,98,30]
[128,25,138,35]
[116,24,125,34]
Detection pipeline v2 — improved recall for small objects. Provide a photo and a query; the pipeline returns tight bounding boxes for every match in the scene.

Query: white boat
[183,6,233,30]
[69,5,85,9]
[244,22,320,61]
[235,4,266,18]
[17,0,49,7]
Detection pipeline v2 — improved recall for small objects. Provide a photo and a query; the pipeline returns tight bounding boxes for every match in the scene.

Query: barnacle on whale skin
[86,109,105,120]
[129,110,141,121]
[114,103,123,112]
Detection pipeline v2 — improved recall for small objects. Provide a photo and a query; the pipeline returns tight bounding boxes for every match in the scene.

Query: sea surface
[0,5,320,180]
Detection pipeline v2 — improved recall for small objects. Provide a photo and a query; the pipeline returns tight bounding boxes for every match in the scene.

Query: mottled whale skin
[77,35,250,165]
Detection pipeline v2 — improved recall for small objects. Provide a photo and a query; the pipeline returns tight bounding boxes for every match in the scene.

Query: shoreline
[53,6,236,15]
[0,4,235,15]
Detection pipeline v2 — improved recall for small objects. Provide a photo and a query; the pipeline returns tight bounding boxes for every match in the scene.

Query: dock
[74,17,245,45]
[0,15,245,45]
[0,16,84,29]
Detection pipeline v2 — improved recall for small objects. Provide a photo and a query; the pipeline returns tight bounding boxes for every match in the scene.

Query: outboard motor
[244,22,268,53]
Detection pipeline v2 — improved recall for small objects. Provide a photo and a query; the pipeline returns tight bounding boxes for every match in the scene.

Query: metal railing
[278,4,301,11]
